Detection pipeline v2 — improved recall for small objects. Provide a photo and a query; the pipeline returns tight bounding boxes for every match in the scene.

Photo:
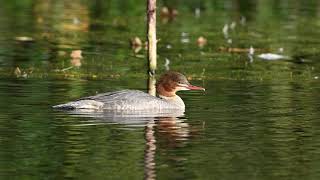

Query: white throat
[159,94,185,109]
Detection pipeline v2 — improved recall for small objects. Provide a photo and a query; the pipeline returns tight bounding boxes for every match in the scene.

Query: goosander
[53,71,205,111]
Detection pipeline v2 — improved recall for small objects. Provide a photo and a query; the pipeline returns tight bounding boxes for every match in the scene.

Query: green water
[1,0,320,179]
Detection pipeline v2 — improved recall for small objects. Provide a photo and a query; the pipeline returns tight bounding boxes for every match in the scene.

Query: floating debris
[240,16,246,26]
[278,47,284,53]
[14,67,21,76]
[67,50,83,68]
[70,50,83,59]
[195,8,201,18]
[230,21,237,30]
[181,32,188,37]
[227,38,232,44]
[71,58,81,67]
[222,24,229,39]
[58,51,67,56]
[258,53,290,60]
[197,36,207,48]
[14,67,28,78]
[15,36,34,42]
[133,46,142,54]
[171,9,178,17]
[164,58,170,71]
[160,7,170,17]
[160,6,178,23]
[249,46,255,55]
[130,37,142,47]
[181,38,190,44]
[130,37,143,53]
[72,17,80,25]
[181,32,190,44]
[248,46,255,63]
[166,44,172,49]
[219,47,267,53]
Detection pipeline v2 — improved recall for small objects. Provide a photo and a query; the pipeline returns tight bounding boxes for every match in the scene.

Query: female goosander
[53,71,205,111]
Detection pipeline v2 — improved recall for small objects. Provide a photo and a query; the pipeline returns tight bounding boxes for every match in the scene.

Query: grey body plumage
[53,90,185,111]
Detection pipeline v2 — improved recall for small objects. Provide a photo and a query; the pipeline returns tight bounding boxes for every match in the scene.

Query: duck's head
[156,71,205,97]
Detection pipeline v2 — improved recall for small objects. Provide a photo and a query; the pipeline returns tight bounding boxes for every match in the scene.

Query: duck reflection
[144,116,189,180]
[62,110,190,180]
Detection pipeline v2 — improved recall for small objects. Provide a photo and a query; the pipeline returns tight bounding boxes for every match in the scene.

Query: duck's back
[53,90,182,111]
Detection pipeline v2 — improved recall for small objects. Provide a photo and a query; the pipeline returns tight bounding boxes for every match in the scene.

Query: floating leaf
[70,50,83,59]
[14,67,21,77]
[160,7,178,17]
[130,37,144,53]
[197,36,207,48]
[160,7,170,17]
[13,67,28,78]
[160,6,178,23]
[130,37,142,47]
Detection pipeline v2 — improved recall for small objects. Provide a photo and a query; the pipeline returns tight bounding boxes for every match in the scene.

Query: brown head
[156,71,205,97]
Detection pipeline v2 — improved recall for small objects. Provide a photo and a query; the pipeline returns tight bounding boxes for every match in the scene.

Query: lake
[0,0,320,179]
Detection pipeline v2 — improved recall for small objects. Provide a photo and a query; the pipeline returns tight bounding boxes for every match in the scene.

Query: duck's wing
[80,90,166,110]
[53,90,160,110]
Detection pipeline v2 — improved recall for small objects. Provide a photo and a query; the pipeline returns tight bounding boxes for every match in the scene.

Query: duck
[52,71,205,111]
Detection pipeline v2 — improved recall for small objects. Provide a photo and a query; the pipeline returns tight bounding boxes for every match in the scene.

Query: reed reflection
[144,116,190,180]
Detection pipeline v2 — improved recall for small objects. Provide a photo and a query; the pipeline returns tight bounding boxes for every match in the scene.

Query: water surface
[0,0,320,179]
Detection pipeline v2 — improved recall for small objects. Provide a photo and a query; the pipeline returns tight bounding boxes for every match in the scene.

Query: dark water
[1,0,320,179]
